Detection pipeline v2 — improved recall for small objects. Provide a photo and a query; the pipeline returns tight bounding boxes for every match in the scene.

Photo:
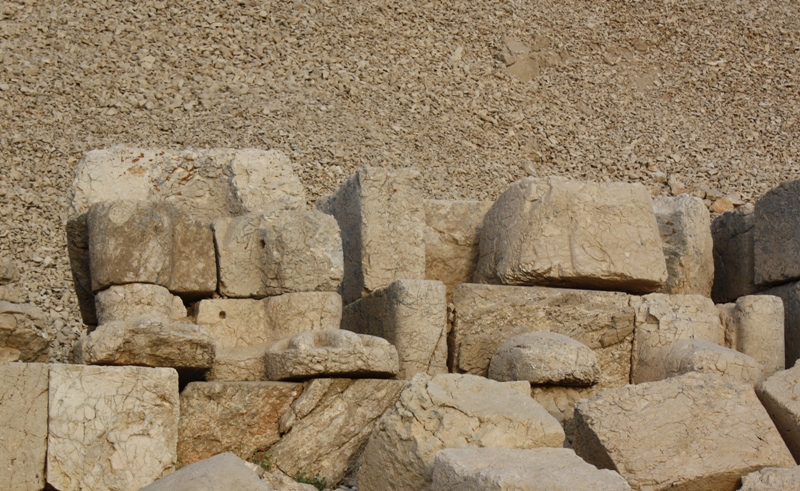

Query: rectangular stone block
[761,281,800,368]
[205,346,270,382]
[95,283,187,325]
[755,180,800,286]
[719,295,785,378]
[711,204,759,304]
[757,364,800,463]
[342,279,446,379]
[168,216,217,296]
[317,167,426,304]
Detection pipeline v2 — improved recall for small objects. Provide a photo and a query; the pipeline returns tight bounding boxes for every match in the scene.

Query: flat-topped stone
[95,283,186,324]
[718,295,785,378]
[756,363,800,462]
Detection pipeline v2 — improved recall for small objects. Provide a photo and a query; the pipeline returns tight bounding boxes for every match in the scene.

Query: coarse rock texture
[139,452,273,491]
[660,339,763,385]
[474,177,667,293]
[652,194,713,296]
[573,373,795,491]
[431,447,632,491]
[424,200,494,298]
[317,167,426,304]
[47,365,179,491]
[754,180,800,286]
[0,363,48,491]
[718,295,785,378]
[711,204,759,304]
[756,363,800,462]
[259,471,318,491]
[740,466,800,491]
[530,385,599,445]
[270,378,406,487]
[264,330,399,381]
[0,300,50,363]
[357,373,565,491]
[95,283,187,325]
[760,281,800,368]
[450,284,635,387]
[0,257,23,304]
[205,345,271,382]
[488,332,600,386]
[177,381,302,466]
[342,279,447,379]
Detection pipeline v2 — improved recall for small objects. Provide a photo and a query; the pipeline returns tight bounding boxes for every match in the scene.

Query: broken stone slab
[574,372,795,491]
[177,381,302,466]
[653,194,714,296]
[342,279,447,379]
[270,378,406,487]
[139,452,273,491]
[711,204,760,303]
[718,295,785,378]
[95,283,187,325]
[756,363,800,462]
[488,332,600,386]
[431,447,632,491]
[317,167,426,304]
[0,300,50,363]
[205,345,271,382]
[264,330,399,381]
[47,365,179,491]
[755,180,800,286]
[760,281,800,368]
[357,373,565,491]
[451,284,635,388]
[530,386,599,445]
[661,339,763,385]
[0,363,48,491]
[474,177,667,294]
[740,466,800,491]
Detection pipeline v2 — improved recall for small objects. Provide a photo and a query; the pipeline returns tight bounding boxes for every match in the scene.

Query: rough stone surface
[754,180,800,286]
[264,330,399,381]
[740,466,800,491]
[661,339,763,385]
[317,167,426,304]
[342,279,447,379]
[139,452,272,491]
[358,373,565,491]
[718,295,785,378]
[756,363,800,462]
[530,386,599,444]
[474,177,667,293]
[424,199,493,298]
[451,284,635,388]
[95,283,186,325]
[168,215,218,296]
[0,301,50,363]
[653,194,714,296]
[432,447,632,491]
[0,363,49,491]
[259,471,318,491]
[177,381,302,466]
[205,345,270,382]
[760,281,800,368]
[488,332,600,386]
[711,204,759,304]
[574,373,795,491]
[47,365,179,491]
[270,378,406,487]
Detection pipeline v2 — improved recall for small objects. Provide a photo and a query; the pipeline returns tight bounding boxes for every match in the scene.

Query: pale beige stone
[474,177,667,293]
[711,204,759,304]
[1,363,48,491]
[574,373,795,491]
[342,279,446,379]
[740,466,800,491]
[358,374,565,491]
[168,214,218,295]
[177,381,302,466]
[263,292,343,343]
[226,148,307,216]
[756,363,800,462]
[260,470,318,491]
[205,345,270,382]
[317,167,426,304]
[718,295,785,378]
[140,452,272,491]
[0,257,18,285]
[47,365,179,491]
[530,386,599,444]
[0,301,50,363]
[95,283,186,324]
[661,339,763,385]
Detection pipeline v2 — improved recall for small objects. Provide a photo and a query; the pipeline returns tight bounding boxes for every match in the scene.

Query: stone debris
[754,180,800,286]
[0,300,50,363]
[432,447,632,491]
[760,281,800,369]
[711,204,759,304]
[488,332,600,386]
[756,363,800,462]
[740,466,800,491]
[357,373,565,491]
[574,373,795,491]
[660,338,763,385]
[139,452,274,491]
[342,279,447,379]
[94,283,187,325]
[264,330,399,381]
[718,295,785,378]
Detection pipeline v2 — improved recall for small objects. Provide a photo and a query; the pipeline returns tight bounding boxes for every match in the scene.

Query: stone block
[47,365,179,491]
[756,363,800,462]
[718,295,785,378]
[342,279,446,379]
[317,167,426,304]
[711,204,759,303]
[139,452,272,491]
[474,177,667,293]
[760,281,800,368]
[168,216,218,296]
[205,346,270,382]
[661,339,763,385]
[95,283,186,324]
[574,373,794,491]
[0,301,50,363]
[755,180,800,286]
[740,466,800,491]
[530,386,599,445]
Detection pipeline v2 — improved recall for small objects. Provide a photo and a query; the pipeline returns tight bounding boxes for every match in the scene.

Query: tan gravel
[1,0,799,360]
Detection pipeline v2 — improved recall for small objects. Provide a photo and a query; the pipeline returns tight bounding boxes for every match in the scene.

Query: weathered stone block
[760,281,800,368]
[0,301,50,363]
[718,295,785,378]
[756,363,800,462]
[740,466,800,491]
[530,386,599,445]
[95,283,186,325]
[205,346,270,382]
[755,180,800,286]
[139,452,273,491]
[711,204,759,303]
[661,339,763,385]
[168,216,217,295]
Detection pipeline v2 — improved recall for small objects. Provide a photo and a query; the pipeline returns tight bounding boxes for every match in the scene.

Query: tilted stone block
[342,279,446,379]
[740,465,800,491]
[95,283,186,324]
[718,295,784,378]
[755,180,800,286]
[660,339,763,385]
[711,204,759,303]
[139,452,274,491]
[0,301,50,363]
[760,281,800,368]
[574,373,795,491]
[317,167,426,304]
[474,177,667,294]
[756,363,800,462]
[530,386,599,445]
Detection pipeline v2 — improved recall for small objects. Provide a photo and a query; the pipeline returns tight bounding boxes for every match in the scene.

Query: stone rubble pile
[2,147,800,490]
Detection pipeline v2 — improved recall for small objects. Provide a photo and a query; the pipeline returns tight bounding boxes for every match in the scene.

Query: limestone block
[718,295,785,378]
[270,378,406,486]
[205,345,270,382]
[760,281,800,368]
[317,167,426,304]
[265,330,399,381]
[168,215,217,295]
[574,373,795,491]
[740,466,800,491]
[711,204,759,303]
[177,381,302,466]
[263,292,343,341]
[630,293,720,384]
[755,180,800,286]
[451,284,635,388]
[47,365,179,491]
[95,283,186,324]
[530,386,599,444]
[661,339,763,385]
[488,332,600,386]
[474,177,667,293]
[0,301,50,363]
[653,194,714,296]
[424,200,493,298]
[1,363,48,491]
[139,452,272,491]
[342,279,446,379]
[432,447,632,491]
[756,363,800,462]
[73,317,215,370]
[357,373,565,491]
[225,148,307,216]
[260,471,318,491]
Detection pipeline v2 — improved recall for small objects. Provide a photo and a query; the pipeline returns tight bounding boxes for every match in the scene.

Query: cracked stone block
[317,167,426,304]
[0,301,50,363]
[755,180,800,286]
[95,283,187,325]
[574,373,794,491]
[46,365,179,491]
[756,363,800,462]
[660,339,763,385]
[759,281,800,369]
[1,363,48,491]
[205,345,271,382]
[139,453,273,491]
[474,177,667,294]
[342,279,446,379]
[718,295,784,378]
[530,386,599,446]
[358,373,565,491]
[740,466,800,491]
[711,204,759,303]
